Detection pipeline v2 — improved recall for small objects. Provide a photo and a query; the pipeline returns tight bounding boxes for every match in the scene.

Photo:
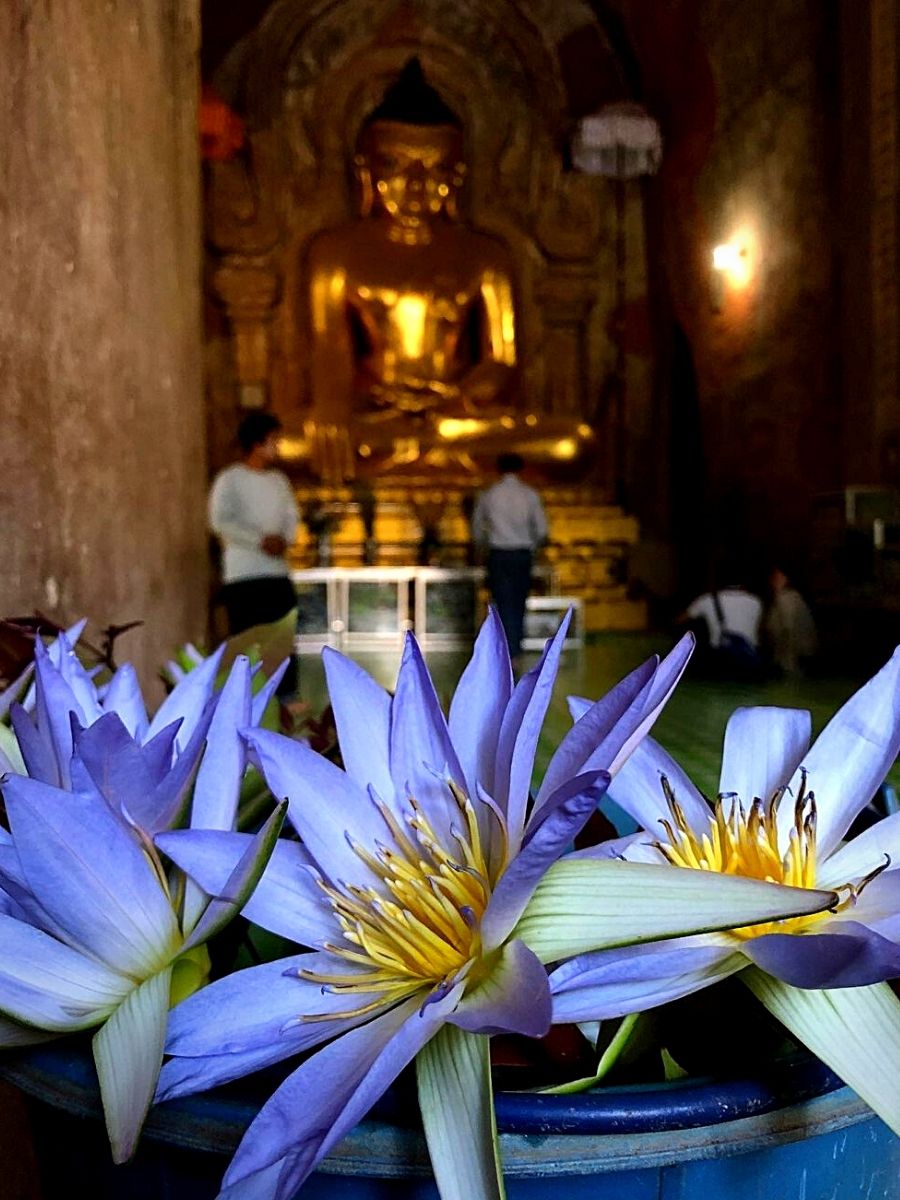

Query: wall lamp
[711,240,750,311]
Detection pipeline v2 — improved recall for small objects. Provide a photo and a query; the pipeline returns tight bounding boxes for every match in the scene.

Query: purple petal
[76,707,212,837]
[323,648,394,807]
[157,829,338,947]
[481,774,608,951]
[720,707,811,804]
[0,912,131,1030]
[31,642,88,788]
[250,660,289,726]
[607,633,694,776]
[495,612,571,854]
[243,729,389,887]
[549,936,741,1021]
[190,656,252,833]
[3,775,179,977]
[535,656,656,812]
[220,985,463,1200]
[0,840,72,939]
[140,701,215,834]
[607,736,710,836]
[9,704,57,786]
[101,664,150,741]
[448,609,513,805]
[158,952,395,1101]
[789,646,900,860]
[450,938,551,1037]
[839,869,900,939]
[139,719,181,777]
[145,643,225,750]
[567,695,591,722]
[743,920,900,988]
[389,635,467,846]
[60,635,103,720]
[180,802,287,952]
[0,663,34,721]
[565,832,667,864]
[74,714,161,817]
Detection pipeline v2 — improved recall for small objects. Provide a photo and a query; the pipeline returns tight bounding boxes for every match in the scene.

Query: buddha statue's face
[356,120,465,226]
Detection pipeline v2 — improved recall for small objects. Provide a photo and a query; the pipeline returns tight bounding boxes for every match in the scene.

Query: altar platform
[289,483,647,637]
[290,565,584,653]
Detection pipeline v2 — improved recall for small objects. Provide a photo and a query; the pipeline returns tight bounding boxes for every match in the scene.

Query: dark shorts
[220,575,297,637]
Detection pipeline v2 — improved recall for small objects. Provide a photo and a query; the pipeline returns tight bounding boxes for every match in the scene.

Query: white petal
[818,814,900,888]
[93,967,172,1163]
[787,647,900,859]
[607,737,710,837]
[719,707,811,807]
[417,1024,505,1200]
[513,859,835,964]
[744,968,900,1136]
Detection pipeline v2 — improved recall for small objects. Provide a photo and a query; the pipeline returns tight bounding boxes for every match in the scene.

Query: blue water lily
[542,647,900,1135]
[0,640,287,1162]
[157,613,835,1200]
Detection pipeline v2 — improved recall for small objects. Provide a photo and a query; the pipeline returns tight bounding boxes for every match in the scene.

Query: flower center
[299,782,492,1019]
[654,773,878,938]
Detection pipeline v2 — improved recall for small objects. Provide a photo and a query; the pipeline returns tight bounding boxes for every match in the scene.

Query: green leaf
[514,859,837,963]
[417,1024,505,1200]
[92,967,172,1163]
[216,609,297,683]
[181,800,287,950]
[743,967,900,1136]
[168,944,211,1007]
[539,1012,641,1095]
[236,768,275,832]
[661,1047,689,1081]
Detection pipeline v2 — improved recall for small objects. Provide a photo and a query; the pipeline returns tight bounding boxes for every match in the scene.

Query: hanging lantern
[572,101,662,179]
[200,85,245,161]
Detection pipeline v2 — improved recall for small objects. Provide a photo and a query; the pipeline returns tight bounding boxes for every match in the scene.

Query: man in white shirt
[209,412,300,687]
[472,453,548,662]
[686,585,763,649]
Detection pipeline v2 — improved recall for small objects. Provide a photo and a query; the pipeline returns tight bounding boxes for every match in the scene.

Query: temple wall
[649,0,841,575]
[0,0,208,694]
[840,0,900,487]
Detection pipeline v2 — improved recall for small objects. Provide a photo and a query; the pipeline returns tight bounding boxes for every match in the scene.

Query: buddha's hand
[260,534,287,557]
[459,360,513,407]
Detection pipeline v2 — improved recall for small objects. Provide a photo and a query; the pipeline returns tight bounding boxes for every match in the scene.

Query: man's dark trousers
[487,548,532,659]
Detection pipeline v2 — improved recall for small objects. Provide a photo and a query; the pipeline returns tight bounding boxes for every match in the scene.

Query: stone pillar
[870,0,900,473]
[839,0,900,486]
[0,1,206,695]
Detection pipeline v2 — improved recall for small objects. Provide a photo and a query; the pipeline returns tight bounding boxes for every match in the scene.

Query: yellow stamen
[654,773,876,938]
[299,783,494,1021]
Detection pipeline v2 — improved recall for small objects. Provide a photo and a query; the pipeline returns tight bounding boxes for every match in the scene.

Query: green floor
[297,632,898,802]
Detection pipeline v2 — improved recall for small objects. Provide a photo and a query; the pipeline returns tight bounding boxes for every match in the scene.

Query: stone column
[870,0,900,471]
[0,1,206,695]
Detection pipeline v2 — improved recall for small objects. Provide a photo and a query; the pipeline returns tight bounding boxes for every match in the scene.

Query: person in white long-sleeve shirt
[209,412,300,689]
[472,453,548,661]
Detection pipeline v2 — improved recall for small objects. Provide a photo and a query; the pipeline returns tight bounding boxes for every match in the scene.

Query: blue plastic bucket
[3,1043,899,1199]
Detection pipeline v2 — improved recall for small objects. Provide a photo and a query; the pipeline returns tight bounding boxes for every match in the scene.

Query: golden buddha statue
[300,61,590,480]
